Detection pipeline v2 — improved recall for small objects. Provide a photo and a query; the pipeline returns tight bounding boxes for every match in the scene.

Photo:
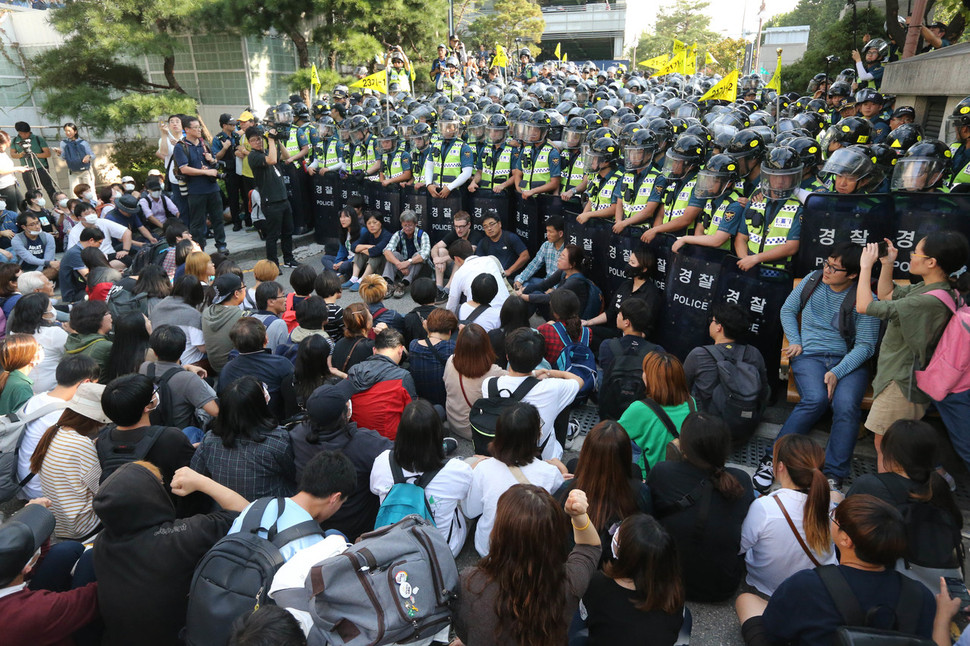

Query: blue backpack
[552,322,596,399]
[374,454,443,530]
[580,277,604,320]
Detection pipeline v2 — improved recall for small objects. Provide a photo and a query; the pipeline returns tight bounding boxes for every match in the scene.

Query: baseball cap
[306,380,355,425]
[0,504,55,587]
[892,106,916,120]
[68,383,111,424]
[238,111,255,122]
[211,274,244,305]
[121,175,135,184]
[219,113,237,126]
[147,169,162,177]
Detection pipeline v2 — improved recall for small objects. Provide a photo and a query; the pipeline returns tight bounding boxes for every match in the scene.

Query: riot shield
[796,192,895,278]
[427,191,464,245]
[374,184,402,233]
[469,191,512,235]
[892,192,970,279]
[312,172,342,245]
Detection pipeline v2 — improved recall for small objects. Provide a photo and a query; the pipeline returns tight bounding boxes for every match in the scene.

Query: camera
[825,55,841,64]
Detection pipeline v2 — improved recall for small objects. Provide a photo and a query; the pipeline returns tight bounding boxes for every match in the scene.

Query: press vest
[388,68,411,92]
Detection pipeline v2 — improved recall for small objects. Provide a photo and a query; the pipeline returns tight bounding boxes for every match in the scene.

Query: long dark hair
[498,295,531,333]
[80,246,111,270]
[339,207,361,244]
[133,265,171,299]
[573,420,637,531]
[475,485,570,646]
[213,376,277,448]
[679,412,745,500]
[774,434,831,555]
[293,335,333,405]
[604,514,684,614]
[920,231,970,293]
[549,288,582,340]
[29,409,104,474]
[7,292,52,334]
[393,400,445,473]
[102,313,150,382]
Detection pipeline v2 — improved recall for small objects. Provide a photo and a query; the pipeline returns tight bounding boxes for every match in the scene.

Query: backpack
[598,338,655,421]
[915,290,970,401]
[61,139,89,172]
[273,515,459,646]
[580,277,604,320]
[106,285,148,319]
[469,377,540,455]
[630,396,696,473]
[374,454,443,530]
[703,344,766,444]
[274,336,301,364]
[146,364,192,429]
[551,322,596,400]
[815,564,934,646]
[184,497,325,646]
[0,400,70,502]
[95,425,165,483]
[128,239,170,276]
[281,293,302,334]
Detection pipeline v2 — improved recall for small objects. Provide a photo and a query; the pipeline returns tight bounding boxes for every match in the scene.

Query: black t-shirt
[606,278,662,335]
[477,231,527,271]
[440,229,483,249]
[403,304,437,346]
[248,148,288,204]
[647,460,754,602]
[583,572,683,646]
[332,336,375,373]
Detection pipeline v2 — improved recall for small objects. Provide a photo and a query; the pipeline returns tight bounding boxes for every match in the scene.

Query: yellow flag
[649,50,685,78]
[673,39,686,56]
[705,51,718,66]
[765,52,783,92]
[310,64,321,96]
[492,44,508,68]
[562,52,568,63]
[684,44,697,75]
[555,42,561,60]
[639,53,670,69]
[349,70,388,94]
[698,70,739,102]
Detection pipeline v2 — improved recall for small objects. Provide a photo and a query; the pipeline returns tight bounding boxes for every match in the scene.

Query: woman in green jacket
[0,333,41,415]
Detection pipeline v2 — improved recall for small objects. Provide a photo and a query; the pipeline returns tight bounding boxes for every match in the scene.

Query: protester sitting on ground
[172,239,196,280]
[28,380,110,541]
[229,606,308,646]
[409,307,459,407]
[358,274,406,334]
[464,402,567,557]
[220,317,297,423]
[846,419,964,590]
[281,264,317,333]
[65,299,113,373]
[620,352,697,478]
[0,333,40,416]
[0,501,100,645]
[580,514,686,646]
[184,250,214,286]
[735,494,936,646]
[278,295,334,360]
[65,204,131,270]
[856,232,970,457]
[331,302,377,374]
[476,213,530,278]
[431,211,482,299]
[370,399,472,555]
[349,211,392,290]
[598,298,662,394]
[158,221,190,279]
[132,265,170,317]
[293,335,335,405]
[150,275,207,367]
[347,328,415,440]
[739,435,836,599]
[313,269,345,339]
[250,280,290,351]
[382,209,432,298]
[649,413,754,602]
[402,277,438,345]
[7,292,67,394]
[445,238,510,314]
[513,214,566,291]
[244,259,280,310]
[139,325,218,433]
[583,247,662,351]
[487,294,532,369]
[10,212,58,279]
[455,485,600,644]
[520,244,590,318]
[202,273,249,374]
[80,246,122,301]
[97,374,196,496]
[322,207,360,281]
[289,379,393,541]
[59,225,104,303]
[554,420,652,557]
[537,289,591,367]
[101,312,152,382]
[458,272,502,331]
[92,461,245,646]
[444,323,506,440]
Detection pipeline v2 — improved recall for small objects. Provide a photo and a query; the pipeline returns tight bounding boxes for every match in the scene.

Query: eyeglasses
[911,252,928,259]
[829,507,840,527]
[483,221,499,229]
[270,294,284,300]
[822,260,848,273]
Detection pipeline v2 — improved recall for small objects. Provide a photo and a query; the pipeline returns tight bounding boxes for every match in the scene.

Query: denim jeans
[935,389,970,471]
[775,354,869,479]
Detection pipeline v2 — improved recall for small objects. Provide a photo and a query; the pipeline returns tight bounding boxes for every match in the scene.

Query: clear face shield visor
[891,157,946,192]
[623,145,655,171]
[438,120,460,139]
[693,170,734,200]
[661,151,692,180]
[409,134,430,151]
[466,125,487,143]
[563,129,586,149]
[759,165,804,200]
[487,126,508,144]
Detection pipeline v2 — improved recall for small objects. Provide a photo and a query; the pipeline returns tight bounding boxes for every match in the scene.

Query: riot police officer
[615,128,662,233]
[947,96,970,191]
[515,111,561,199]
[470,114,517,194]
[377,126,412,187]
[641,132,707,243]
[425,109,474,198]
[892,140,953,193]
[672,153,745,252]
[576,137,621,224]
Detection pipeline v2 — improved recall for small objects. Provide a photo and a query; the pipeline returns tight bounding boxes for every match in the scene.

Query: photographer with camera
[213,113,244,231]
[10,122,55,201]
[173,115,229,255]
[246,125,297,269]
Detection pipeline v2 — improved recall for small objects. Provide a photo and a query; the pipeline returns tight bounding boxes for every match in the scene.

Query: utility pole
[448,0,454,37]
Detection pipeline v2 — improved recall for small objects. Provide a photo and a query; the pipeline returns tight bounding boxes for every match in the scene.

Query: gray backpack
[0,400,70,502]
[274,515,458,646]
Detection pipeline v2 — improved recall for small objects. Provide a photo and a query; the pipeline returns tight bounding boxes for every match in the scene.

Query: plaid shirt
[515,240,565,283]
[407,338,456,406]
[538,321,590,367]
[386,228,432,261]
[190,426,296,501]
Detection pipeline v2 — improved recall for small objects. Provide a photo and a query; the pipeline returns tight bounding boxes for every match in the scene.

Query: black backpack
[106,285,148,320]
[128,239,170,276]
[184,497,325,646]
[469,377,540,455]
[95,425,165,483]
[146,364,195,429]
[703,344,766,444]
[598,338,656,421]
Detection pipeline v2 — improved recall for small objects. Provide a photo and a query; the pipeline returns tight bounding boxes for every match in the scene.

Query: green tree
[703,37,750,75]
[626,0,720,62]
[28,0,201,135]
[466,0,546,56]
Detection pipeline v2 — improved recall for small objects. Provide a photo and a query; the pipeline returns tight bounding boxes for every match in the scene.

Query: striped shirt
[38,428,101,540]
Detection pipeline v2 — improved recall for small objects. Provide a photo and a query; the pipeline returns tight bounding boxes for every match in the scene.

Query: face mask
[111,190,122,199]
[57,198,68,208]
[0,201,6,211]
[150,190,162,199]
[624,265,644,279]
[84,214,98,225]
[83,191,94,200]
[123,183,135,191]
[35,198,46,208]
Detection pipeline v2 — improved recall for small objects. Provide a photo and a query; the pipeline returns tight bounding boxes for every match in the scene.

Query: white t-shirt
[159,135,182,185]
[458,302,501,332]
[481,375,580,460]
[67,219,128,256]
[446,255,509,314]
[17,393,70,500]
[463,456,564,557]
[178,325,206,365]
[0,152,16,189]
[369,451,473,556]
[739,488,837,596]
[30,326,69,394]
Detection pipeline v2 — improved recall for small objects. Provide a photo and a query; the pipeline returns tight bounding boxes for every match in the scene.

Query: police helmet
[623,128,658,171]
[820,145,879,193]
[694,153,741,200]
[438,109,462,139]
[891,139,952,191]
[584,137,620,172]
[662,133,707,180]
[786,136,823,172]
[563,116,589,150]
[819,117,873,157]
[885,123,923,152]
[377,126,400,152]
[760,146,804,200]
[316,116,337,140]
[726,129,767,176]
[466,113,488,144]
[409,122,433,150]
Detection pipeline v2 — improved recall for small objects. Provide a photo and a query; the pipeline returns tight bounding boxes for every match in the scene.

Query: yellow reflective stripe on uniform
[745,197,800,268]
[621,169,659,220]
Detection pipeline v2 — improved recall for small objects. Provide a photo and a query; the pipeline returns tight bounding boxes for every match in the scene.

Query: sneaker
[939,467,957,492]
[281,260,300,269]
[442,437,459,456]
[752,454,774,494]
[232,223,243,232]
[566,419,581,442]
[434,287,449,305]
[217,246,230,255]
[392,281,409,299]
[827,477,843,493]
[349,282,360,292]
[341,279,354,290]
